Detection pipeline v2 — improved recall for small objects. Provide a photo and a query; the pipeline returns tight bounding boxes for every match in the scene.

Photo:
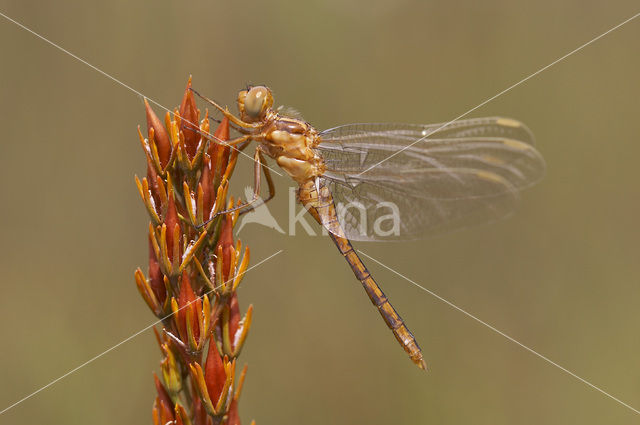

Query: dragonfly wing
[318,117,544,191]
[320,117,536,146]
[319,170,518,241]
[316,118,545,241]
[276,105,306,121]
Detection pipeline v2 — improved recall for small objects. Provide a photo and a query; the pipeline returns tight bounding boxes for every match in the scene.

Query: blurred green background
[1,1,639,424]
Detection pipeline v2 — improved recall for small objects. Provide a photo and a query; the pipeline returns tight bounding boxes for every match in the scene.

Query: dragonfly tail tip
[414,358,428,371]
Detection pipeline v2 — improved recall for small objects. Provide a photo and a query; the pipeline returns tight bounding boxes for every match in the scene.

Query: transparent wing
[276,105,306,121]
[316,117,545,241]
[320,117,536,145]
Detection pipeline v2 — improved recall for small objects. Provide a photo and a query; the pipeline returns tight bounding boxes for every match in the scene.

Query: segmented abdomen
[298,180,426,369]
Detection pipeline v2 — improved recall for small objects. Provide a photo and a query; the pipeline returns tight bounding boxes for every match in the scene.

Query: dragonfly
[190,85,546,370]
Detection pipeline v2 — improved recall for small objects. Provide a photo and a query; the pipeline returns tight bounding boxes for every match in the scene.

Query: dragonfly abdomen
[328,231,427,370]
[298,180,426,370]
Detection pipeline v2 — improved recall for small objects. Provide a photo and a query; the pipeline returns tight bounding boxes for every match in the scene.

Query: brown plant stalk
[134,78,255,425]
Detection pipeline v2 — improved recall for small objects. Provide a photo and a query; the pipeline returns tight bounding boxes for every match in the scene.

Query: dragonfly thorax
[235,87,326,184]
[264,117,325,184]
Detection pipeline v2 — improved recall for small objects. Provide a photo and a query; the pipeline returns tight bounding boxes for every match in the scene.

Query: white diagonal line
[0,10,284,177]
[358,250,640,416]
[0,249,283,415]
[357,11,640,176]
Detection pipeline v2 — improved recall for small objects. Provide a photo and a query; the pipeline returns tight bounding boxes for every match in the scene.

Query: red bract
[227,400,241,425]
[218,214,235,282]
[152,373,175,425]
[148,237,165,305]
[200,155,214,221]
[145,99,171,169]
[192,395,209,425]
[153,373,173,411]
[209,116,230,179]
[164,188,182,263]
[146,159,161,205]
[228,293,241,341]
[179,77,200,159]
[177,271,200,342]
[204,340,226,404]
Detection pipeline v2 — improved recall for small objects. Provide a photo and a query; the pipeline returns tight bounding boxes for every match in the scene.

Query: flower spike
[135,78,256,424]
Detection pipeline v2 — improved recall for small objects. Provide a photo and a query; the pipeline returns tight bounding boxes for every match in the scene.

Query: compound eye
[244,86,269,118]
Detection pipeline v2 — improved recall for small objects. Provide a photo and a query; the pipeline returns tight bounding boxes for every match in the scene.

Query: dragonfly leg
[238,148,276,215]
[207,115,251,135]
[236,139,253,152]
[221,134,253,146]
[189,88,261,130]
[196,147,275,228]
[180,120,253,147]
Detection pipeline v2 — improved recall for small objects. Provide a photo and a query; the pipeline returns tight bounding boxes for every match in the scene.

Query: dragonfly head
[238,85,273,122]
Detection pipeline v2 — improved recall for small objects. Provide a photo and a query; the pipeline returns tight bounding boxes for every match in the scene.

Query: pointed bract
[154,373,174,412]
[164,187,182,267]
[226,400,241,425]
[177,271,200,343]
[200,156,214,220]
[149,237,166,306]
[217,215,234,282]
[204,339,226,404]
[209,117,231,180]
[179,77,201,159]
[145,99,171,168]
